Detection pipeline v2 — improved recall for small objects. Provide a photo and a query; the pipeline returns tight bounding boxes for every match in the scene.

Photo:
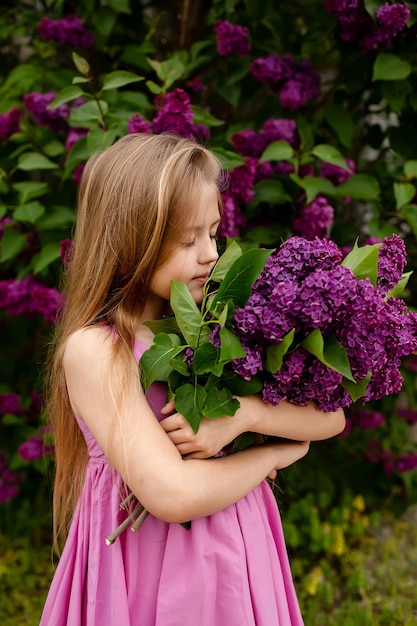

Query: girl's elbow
[331,408,346,436]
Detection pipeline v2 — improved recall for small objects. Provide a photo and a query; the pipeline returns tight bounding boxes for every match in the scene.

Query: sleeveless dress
[39,339,304,626]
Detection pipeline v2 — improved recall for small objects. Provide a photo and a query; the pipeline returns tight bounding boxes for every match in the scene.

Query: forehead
[184,184,221,228]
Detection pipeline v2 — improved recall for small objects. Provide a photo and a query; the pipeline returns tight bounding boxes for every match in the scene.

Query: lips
[193,274,210,283]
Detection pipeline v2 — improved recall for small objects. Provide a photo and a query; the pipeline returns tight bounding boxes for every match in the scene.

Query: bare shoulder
[63,325,114,373]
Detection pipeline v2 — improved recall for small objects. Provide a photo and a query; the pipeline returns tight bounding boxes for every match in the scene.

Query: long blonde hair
[45,133,223,550]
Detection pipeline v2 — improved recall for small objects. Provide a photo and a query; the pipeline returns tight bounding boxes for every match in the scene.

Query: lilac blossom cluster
[219,158,257,238]
[250,53,321,111]
[293,195,335,239]
[365,440,417,475]
[214,20,251,57]
[37,14,93,48]
[230,235,417,412]
[0,108,22,141]
[23,92,70,133]
[0,276,63,323]
[127,89,209,141]
[326,1,410,51]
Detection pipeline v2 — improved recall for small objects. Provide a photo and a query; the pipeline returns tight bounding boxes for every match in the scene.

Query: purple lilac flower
[231,129,268,158]
[230,235,417,412]
[321,159,355,185]
[395,453,417,473]
[218,158,256,236]
[23,92,69,133]
[127,113,151,135]
[326,1,409,52]
[293,195,334,239]
[350,408,385,429]
[187,76,204,93]
[37,14,93,48]
[18,436,44,461]
[0,108,22,141]
[0,276,63,322]
[218,195,241,238]
[65,127,88,152]
[0,392,22,414]
[151,89,208,140]
[214,20,251,57]
[0,453,21,502]
[397,408,417,424]
[73,163,85,184]
[376,233,407,296]
[60,239,74,266]
[250,53,320,110]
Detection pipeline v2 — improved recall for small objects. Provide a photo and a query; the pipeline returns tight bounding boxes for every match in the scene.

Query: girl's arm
[63,327,309,524]
[161,393,346,459]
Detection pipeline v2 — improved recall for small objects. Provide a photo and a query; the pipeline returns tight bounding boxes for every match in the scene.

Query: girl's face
[147,184,221,317]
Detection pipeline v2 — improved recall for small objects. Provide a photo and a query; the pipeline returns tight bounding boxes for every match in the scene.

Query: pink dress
[39,339,304,626]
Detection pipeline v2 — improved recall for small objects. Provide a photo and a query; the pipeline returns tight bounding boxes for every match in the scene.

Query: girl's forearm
[235,396,346,442]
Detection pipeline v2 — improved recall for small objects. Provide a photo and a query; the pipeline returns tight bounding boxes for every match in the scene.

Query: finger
[166,429,195,445]
[160,413,188,432]
[160,397,176,415]
[267,469,277,480]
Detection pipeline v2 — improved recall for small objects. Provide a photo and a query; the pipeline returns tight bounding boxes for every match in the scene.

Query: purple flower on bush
[23,92,69,133]
[0,108,22,141]
[152,89,208,140]
[18,436,44,462]
[127,113,151,135]
[321,159,355,185]
[350,408,385,429]
[214,20,251,56]
[65,127,88,152]
[326,1,409,51]
[397,407,417,424]
[250,53,320,110]
[0,453,21,503]
[293,195,334,239]
[230,235,417,412]
[0,276,63,323]
[395,453,417,473]
[37,14,93,48]
[377,233,407,296]
[0,392,22,414]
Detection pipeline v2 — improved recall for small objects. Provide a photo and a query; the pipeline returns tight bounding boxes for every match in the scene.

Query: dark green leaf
[144,317,181,336]
[210,147,245,170]
[252,179,291,205]
[193,342,221,375]
[341,239,380,286]
[175,383,206,433]
[323,103,355,149]
[101,71,144,91]
[216,370,262,396]
[400,204,417,239]
[302,329,355,381]
[139,333,182,390]
[311,144,351,171]
[203,387,240,419]
[48,86,85,109]
[259,140,293,163]
[210,241,242,282]
[290,175,336,204]
[219,326,245,361]
[170,281,202,347]
[191,105,224,128]
[335,174,380,201]
[0,230,27,262]
[17,153,58,171]
[342,372,371,401]
[372,53,411,82]
[210,248,272,309]
[32,242,61,273]
[386,271,413,299]
[266,329,296,373]
[13,201,45,224]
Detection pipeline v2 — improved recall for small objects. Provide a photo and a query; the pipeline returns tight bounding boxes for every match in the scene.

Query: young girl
[40,133,345,626]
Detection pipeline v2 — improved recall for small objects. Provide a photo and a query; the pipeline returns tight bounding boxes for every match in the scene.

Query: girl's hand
[160,399,241,459]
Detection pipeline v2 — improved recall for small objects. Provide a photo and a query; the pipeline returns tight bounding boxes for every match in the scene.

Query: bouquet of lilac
[140,234,417,432]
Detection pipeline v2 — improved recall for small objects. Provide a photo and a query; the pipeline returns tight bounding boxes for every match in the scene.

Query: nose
[199,235,219,265]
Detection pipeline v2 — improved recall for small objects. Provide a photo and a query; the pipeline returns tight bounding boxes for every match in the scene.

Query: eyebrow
[183,219,221,232]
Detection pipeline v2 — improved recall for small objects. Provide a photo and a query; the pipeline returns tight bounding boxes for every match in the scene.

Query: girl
[40,133,345,626]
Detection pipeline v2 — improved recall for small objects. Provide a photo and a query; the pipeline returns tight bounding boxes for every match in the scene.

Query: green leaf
[302,329,355,382]
[170,353,190,377]
[175,383,206,433]
[191,105,224,128]
[69,100,108,126]
[37,206,75,231]
[252,179,291,205]
[336,174,380,201]
[73,76,90,84]
[72,52,90,76]
[32,242,61,273]
[341,239,381,286]
[215,371,262,396]
[394,182,415,209]
[219,327,246,361]
[400,204,417,239]
[0,229,27,262]
[13,201,45,224]
[266,329,296,373]
[259,140,293,163]
[105,0,131,12]
[12,181,49,203]
[386,271,412,299]
[17,153,58,171]
[146,80,162,95]
[210,241,242,282]
[210,147,245,170]
[210,248,272,309]
[342,372,371,402]
[48,86,85,109]
[203,387,240,419]
[311,144,351,171]
[404,160,417,179]
[139,333,182,390]
[86,128,120,153]
[170,281,203,347]
[372,53,411,82]
[193,342,222,376]
[144,317,181,336]
[101,70,144,91]
[323,103,355,149]
[290,175,336,204]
